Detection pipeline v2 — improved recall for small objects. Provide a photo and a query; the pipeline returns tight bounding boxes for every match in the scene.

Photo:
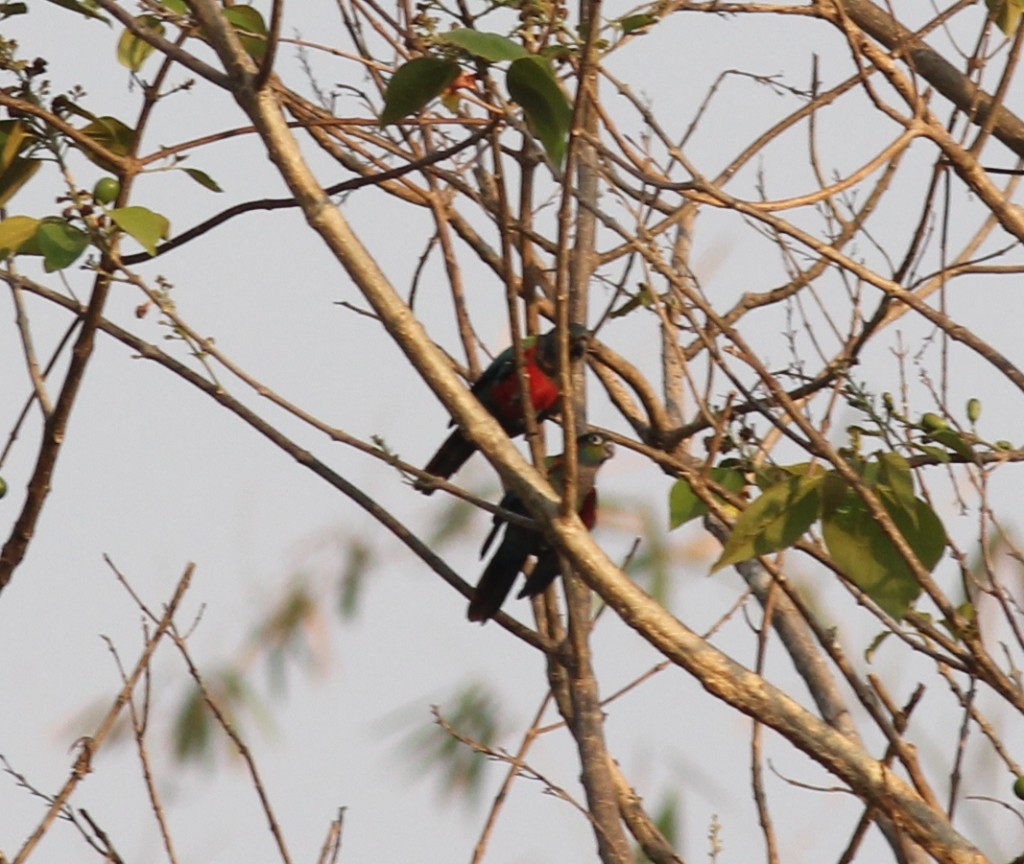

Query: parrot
[467,431,615,623]
[416,325,589,494]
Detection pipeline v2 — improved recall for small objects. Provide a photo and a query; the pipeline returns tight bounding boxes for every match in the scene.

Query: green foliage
[506,56,572,167]
[35,218,89,271]
[406,683,502,801]
[617,13,657,35]
[0,120,42,207]
[172,670,262,763]
[0,214,40,258]
[436,29,530,62]
[821,480,944,619]
[222,6,268,61]
[691,449,947,620]
[668,466,745,529]
[380,57,461,126]
[156,0,188,15]
[0,475,6,497]
[380,29,572,165]
[986,0,1024,35]
[78,115,136,169]
[117,15,165,72]
[712,472,824,572]
[338,539,373,620]
[634,792,679,863]
[41,0,108,24]
[182,167,223,192]
[1014,775,1024,800]
[109,205,171,255]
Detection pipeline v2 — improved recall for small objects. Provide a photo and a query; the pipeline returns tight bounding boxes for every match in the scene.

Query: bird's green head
[577,430,615,466]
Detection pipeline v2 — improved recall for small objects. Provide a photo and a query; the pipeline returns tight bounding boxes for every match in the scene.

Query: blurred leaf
[380,57,461,126]
[223,5,268,61]
[258,583,317,690]
[182,167,223,192]
[874,451,914,507]
[172,669,265,764]
[610,284,655,318]
[925,427,977,461]
[42,0,108,23]
[109,205,170,254]
[428,493,481,547]
[618,13,657,34]
[157,0,189,14]
[635,792,679,862]
[173,685,213,762]
[117,15,165,71]
[79,115,136,169]
[712,474,822,571]
[406,682,502,802]
[506,56,572,167]
[864,630,891,663]
[668,466,745,529]
[0,214,40,257]
[0,4,29,18]
[0,119,34,168]
[436,29,529,61]
[36,219,89,272]
[821,487,945,619]
[338,539,372,619]
[987,0,1024,35]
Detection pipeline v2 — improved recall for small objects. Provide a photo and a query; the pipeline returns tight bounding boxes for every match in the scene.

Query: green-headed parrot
[467,431,614,622]
[416,325,589,494]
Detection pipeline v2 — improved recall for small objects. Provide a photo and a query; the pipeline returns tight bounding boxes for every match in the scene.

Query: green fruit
[920,413,948,433]
[93,177,120,205]
[966,398,982,424]
[995,440,1014,451]
[0,476,6,498]
[1014,775,1024,800]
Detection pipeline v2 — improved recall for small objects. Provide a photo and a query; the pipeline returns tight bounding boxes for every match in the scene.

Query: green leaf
[182,167,223,192]
[506,56,572,168]
[925,428,977,461]
[36,219,90,272]
[821,488,945,619]
[617,13,657,34]
[223,5,268,61]
[79,116,136,169]
[0,157,40,208]
[864,630,891,663]
[157,0,189,15]
[109,206,170,255]
[0,119,34,167]
[41,0,108,23]
[668,467,745,529]
[380,57,461,126]
[987,0,1024,35]
[0,215,40,257]
[711,474,823,571]
[117,15,165,71]
[874,451,914,508]
[436,30,530,62]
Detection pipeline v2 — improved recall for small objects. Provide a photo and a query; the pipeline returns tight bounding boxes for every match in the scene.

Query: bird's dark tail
[517,551,560,600]
[415,429,476,495]
[467,536,530,622]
